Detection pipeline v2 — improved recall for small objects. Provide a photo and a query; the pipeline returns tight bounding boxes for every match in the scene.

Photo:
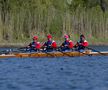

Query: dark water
[0,46,108,90]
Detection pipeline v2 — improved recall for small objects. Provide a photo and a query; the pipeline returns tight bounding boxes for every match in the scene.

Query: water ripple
[0,47,108,90]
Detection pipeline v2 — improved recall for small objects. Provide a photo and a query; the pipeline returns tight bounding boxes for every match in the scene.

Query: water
[0,46,108,90]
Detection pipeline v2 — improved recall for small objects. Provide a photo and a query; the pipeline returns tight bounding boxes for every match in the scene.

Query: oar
[17,47,33,53]
[0,49,16,55]
[0,50,8,55]
[72,46,93,56]
[17,47,27,51]
[18,47,44,53]
[86,47,106,56]
[57,47,75,57]
[0,48,27,55]
[17,48,27,52]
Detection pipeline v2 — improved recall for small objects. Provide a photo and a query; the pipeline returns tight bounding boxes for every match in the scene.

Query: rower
[42,34,57,52]
[74,34,88,52]
[27,36,41,52]
[60,35,74,51]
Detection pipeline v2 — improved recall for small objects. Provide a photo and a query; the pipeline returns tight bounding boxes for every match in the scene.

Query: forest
[0,0,108,45]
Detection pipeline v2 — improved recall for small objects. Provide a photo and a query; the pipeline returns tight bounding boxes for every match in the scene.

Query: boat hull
[0,51,108,58]
[15,51,84,58]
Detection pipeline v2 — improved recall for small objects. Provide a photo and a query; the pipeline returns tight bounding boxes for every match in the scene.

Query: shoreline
[0,42,108,48]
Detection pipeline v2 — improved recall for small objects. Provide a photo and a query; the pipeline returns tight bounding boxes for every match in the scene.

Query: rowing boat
[0,50,108,58]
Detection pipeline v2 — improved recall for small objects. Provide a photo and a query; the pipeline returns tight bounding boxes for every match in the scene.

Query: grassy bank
[0,37,108,48]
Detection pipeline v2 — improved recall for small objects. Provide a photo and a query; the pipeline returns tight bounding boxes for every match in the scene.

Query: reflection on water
[0,46,108,90]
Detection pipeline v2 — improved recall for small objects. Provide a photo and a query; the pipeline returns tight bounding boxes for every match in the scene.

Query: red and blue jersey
[43,40,57,48]
[75,40,89,50]
[76,40,88,47]
[28,41,41,49]
[62,40,74,49]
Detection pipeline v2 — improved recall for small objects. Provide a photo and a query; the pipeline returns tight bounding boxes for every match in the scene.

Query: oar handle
[86,47,106,55]
[86,47,99,52]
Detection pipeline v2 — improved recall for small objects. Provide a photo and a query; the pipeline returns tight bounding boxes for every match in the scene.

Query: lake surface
[0,46,108,90]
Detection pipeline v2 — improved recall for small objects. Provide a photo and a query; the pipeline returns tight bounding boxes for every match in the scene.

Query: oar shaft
[86,47,105,55]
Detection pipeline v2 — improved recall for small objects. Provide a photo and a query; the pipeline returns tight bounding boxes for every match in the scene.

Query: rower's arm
[27,43,32,48]
[74,42,79,48]
[41,42,47,49]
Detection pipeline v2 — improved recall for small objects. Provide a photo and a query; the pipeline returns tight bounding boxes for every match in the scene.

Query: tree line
[0,0,108,43]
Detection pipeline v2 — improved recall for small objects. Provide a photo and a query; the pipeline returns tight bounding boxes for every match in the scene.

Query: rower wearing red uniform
[60,35,74,51]
[42,34,57,52]
[75,34,88,51]
[27,36,41,51]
